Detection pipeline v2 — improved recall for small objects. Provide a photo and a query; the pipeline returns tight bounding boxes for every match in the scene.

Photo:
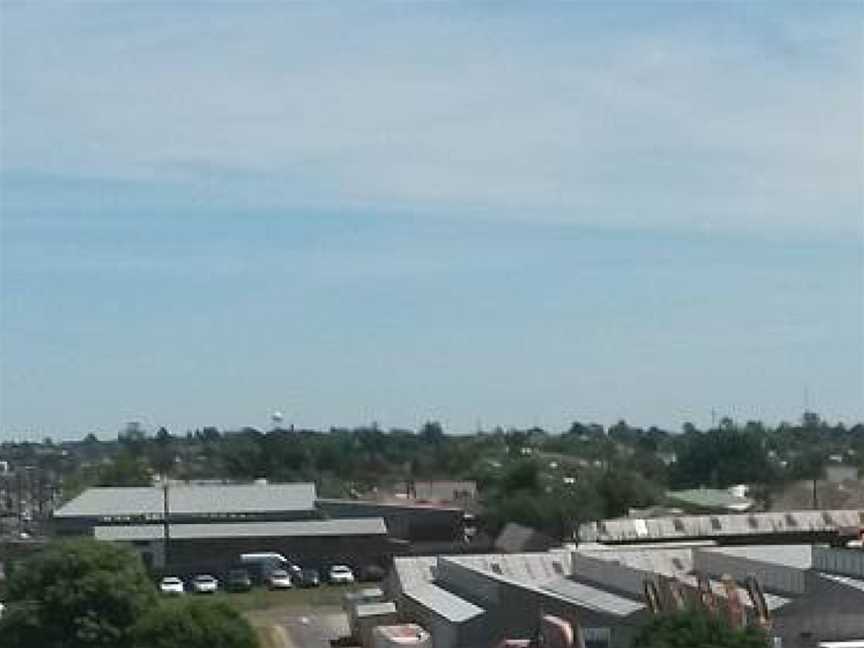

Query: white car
[267,569,293,590]
[191,574,218,594]
[159,576,185,595]
[328,565,355,585]
[0,601,5,619]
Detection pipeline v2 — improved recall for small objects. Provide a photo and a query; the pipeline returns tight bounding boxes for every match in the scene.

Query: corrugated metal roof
[580,509,863,543]
[392,556,438,593]
[818,573,864,594]
[577,546,695,576]
[540,578,644,617]
[577,545,791,611]
[443,552,572,585]
[703,544,813,569]
[404,583,485,622]
[56,483,317,517]
[93,517,387,541]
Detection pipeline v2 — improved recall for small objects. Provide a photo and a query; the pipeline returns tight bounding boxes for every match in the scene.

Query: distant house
[410,480,477,505]
[666,487,754,513]
[825,465,860,484]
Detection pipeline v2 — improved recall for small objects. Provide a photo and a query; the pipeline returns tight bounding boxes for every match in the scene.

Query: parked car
[295,567,320,588]
[159,576,185,595]
[327,565,355,585]
[225,568,252,592]
[0,601,5,620]
[191,574,218,594]
[267,569,293,590]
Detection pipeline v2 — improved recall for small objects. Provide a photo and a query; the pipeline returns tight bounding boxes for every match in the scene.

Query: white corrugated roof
[577,546,695,576]
[443,551,572,585]
[56,483,317,517]
[582,509,863,542]
[540,578,644,617]
[404,583,484,622]
[392,556,438,593]
[94,517,386,541]
[703,544,813,569]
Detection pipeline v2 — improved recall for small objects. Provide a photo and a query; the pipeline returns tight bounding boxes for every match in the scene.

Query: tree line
[2,413,861,540]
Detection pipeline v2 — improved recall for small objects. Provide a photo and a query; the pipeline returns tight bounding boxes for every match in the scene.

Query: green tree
[131,599,257,648]
[150,426,176,477]
[97,451,152,486]
[419,420,445,446]
[0,540,157,648]
[633,611,768,648]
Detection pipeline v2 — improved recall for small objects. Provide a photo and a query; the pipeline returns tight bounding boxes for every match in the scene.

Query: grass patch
[255,626,282,648]
[218,583,366,613]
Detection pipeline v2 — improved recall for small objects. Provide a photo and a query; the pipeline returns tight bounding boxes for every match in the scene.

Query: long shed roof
[55,483,317,518]
[94,517,386,541]
[404,583,485,622]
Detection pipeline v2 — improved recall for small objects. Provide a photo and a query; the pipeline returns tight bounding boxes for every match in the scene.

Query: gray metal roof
[817,573,864,594]
[577,546,695,577]
[443,551,573,585]
[404,583,485,622]
[576,545,791,611]
[540,577,644,617]
[580,509,864,543]
[55,483,317,518]
[703,544,813,569]
[94,517,387,541]
[355,602,397,618]
[392,556,438,593]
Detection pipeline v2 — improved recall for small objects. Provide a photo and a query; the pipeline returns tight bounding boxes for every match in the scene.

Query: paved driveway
[282,610,351,648]
[247,606,352,648]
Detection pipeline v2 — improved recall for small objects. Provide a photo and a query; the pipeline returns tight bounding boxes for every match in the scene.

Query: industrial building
[318,498,467,547]
[93,518,391,574]
[385,541,864,648]
[578,509,864,545]
[53,483,398,575]
[53,482,319,535]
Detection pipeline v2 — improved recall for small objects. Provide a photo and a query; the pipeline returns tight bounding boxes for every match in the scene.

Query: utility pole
[162,481,171,569]
[812,475,818,510]
[16,470,22,536]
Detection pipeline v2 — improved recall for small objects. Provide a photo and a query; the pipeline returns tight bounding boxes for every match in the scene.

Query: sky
[1,2,862,440]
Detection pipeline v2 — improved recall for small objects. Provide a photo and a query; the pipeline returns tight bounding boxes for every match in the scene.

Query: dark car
[358,564,386,582]
[295,567,320,588]
[225,568,252,592]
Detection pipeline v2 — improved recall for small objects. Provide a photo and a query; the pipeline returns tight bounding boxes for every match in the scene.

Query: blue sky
[1,2,862,439]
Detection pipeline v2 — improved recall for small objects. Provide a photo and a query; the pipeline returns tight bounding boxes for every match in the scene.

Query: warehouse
[389,550,647,648]
[399,583,487,648]
[53,482,319,535]
[94,517,392,576]
[579,542,864,648]
[387,543,864,648]
[53,483,401,574]
[578,509,864,545]
[317,498,466,546]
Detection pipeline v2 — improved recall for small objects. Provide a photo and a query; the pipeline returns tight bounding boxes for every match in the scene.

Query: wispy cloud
[2,3,861,234]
